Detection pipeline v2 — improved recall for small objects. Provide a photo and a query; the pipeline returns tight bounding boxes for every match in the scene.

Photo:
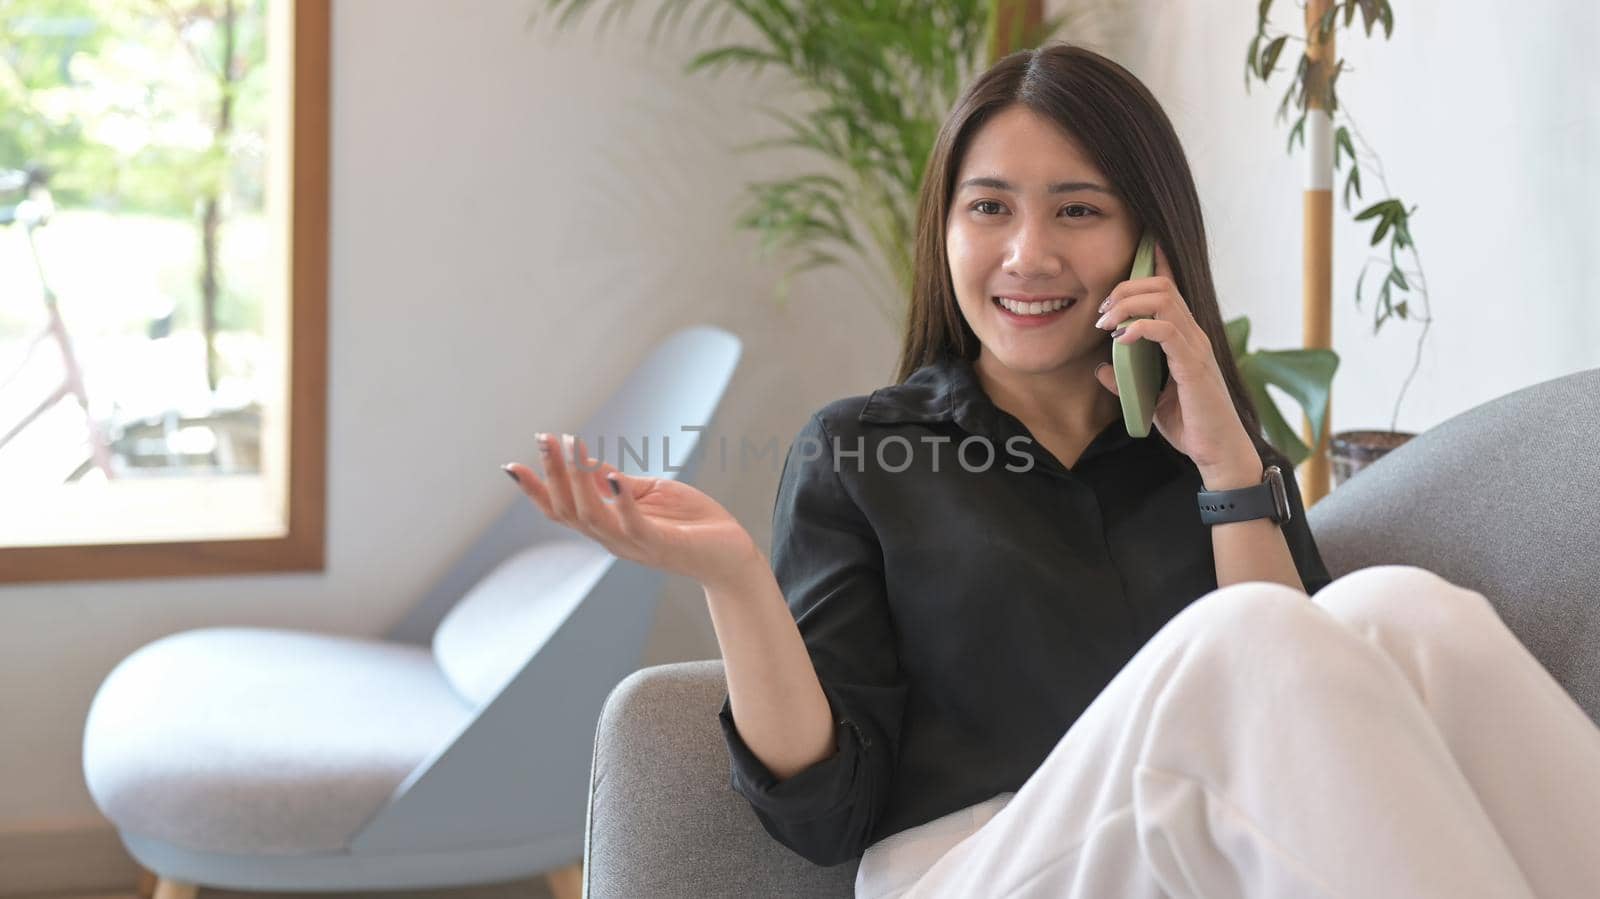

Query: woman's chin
[984,339,1098,376]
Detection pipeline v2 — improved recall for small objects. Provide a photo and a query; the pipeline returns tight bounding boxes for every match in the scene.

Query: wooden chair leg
[137,867,159,899]
[152,878,200,899]
[544,861,584,899]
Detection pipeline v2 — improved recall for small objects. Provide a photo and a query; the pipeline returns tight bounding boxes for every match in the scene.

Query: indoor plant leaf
[1226,316,1339,465]
[1240,348,1339,449]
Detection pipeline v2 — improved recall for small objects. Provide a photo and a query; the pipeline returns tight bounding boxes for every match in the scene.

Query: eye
[967,200,1097,218]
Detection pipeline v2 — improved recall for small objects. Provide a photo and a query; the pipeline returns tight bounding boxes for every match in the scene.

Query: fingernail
[1098,297,1112,314]
[502,465,520,485]
[607,473,621,496]
[1095,362,1109,375]
[1111,326,1127,339]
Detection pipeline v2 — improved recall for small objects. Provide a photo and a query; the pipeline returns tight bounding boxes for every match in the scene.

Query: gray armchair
[82,326,742,898]
[581,367,1600,899]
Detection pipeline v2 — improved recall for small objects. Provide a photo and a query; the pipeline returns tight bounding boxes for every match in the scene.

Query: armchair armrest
[584,660,857,899]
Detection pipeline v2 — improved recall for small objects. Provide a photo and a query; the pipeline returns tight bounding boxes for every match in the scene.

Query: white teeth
[996,296,1071,316]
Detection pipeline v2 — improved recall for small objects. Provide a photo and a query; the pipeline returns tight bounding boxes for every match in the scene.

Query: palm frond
[538,0,1046,318]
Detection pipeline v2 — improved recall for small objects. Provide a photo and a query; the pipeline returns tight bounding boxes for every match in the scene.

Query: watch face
[1265,465,1292,524]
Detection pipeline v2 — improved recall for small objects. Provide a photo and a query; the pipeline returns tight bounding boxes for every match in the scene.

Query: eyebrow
[956,176,1114,196]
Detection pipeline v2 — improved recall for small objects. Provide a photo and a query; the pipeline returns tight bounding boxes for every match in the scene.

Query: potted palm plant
[1245,0,1428,486]
[536,0,1339,468]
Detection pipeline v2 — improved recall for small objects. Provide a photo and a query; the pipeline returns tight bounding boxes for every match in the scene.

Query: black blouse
[717,354,1331,867]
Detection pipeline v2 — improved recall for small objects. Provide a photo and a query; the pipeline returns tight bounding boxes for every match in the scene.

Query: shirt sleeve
[717,411,909,866]
[1270,451,1334,596]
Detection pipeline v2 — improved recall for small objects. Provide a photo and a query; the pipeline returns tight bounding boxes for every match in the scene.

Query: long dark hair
[896,42,1276,465]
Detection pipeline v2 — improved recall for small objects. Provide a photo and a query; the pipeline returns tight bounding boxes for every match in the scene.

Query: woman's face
[946,104,1142,377]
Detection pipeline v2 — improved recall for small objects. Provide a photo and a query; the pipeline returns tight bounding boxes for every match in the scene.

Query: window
[0,0,327,582]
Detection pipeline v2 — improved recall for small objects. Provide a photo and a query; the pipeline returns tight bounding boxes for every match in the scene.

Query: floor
[21,879,555,899]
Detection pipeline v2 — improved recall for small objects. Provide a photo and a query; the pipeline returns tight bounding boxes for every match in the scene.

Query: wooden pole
[989,0,1043,62]
[1301,0,1336,505]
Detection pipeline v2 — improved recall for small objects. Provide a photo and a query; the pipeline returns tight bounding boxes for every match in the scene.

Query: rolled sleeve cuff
[717,688,865,823]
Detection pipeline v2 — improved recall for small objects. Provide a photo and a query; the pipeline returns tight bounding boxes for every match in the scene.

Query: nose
[1003,214,1064,281]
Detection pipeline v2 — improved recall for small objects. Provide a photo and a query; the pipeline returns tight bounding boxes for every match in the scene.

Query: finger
[528,438,651,557]
[1094,361,1119,396]
[565,435,613,531]
[1101,277,1170,308]
[1113,318,1192,359]
[581,437,619,500]
[502,462,555,518]
[1103,291,1196,331]
[569,452,632,498]
[1097,277,1176,329]
[539,432,577,521]
[605,469,654,542]
[1100,286,1199,340]
[579,456,657,549]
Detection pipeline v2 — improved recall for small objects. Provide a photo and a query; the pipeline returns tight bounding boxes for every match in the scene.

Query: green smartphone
[1110,232,1166,438]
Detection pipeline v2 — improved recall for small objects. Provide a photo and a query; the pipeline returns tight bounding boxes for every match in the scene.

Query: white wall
[1088,0,1600,430]
[2,0,1595,830]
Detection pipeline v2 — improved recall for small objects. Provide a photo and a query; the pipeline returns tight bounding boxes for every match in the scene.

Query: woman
[503,43,1600,898]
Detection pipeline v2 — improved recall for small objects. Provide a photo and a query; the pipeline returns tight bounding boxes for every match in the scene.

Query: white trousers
[854,566,1600,899]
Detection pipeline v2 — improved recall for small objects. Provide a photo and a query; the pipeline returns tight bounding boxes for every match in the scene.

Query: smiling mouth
[993,296,1077,317]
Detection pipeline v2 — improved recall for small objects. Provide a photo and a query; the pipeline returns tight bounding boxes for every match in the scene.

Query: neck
[973,349,1123,440]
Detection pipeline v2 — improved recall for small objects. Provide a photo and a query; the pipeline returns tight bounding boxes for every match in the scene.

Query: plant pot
[1328,429,1417,487]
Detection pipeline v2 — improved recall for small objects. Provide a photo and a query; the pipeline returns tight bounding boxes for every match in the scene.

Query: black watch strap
[1197,464,1291,526]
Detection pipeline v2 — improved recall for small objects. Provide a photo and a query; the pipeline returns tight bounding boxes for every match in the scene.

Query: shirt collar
[858,355,1137,465]
[859,354,1000,436]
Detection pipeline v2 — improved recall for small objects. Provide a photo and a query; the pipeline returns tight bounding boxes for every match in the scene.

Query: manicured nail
[502,465,520,485]
[607,473,621,496]
[1098,297,1112,314]
[1111,326,1127,339]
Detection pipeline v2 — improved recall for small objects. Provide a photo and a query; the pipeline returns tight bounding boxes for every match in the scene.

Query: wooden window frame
[1,0,328,584]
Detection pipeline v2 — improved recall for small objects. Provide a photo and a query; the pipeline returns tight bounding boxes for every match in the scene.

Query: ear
[1095,362,1119,396]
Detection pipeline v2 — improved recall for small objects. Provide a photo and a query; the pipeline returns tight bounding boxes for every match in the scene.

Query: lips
[992,295,1077,319]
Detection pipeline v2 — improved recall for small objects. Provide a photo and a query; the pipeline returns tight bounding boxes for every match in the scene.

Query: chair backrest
[432,539,614,705]
[349,326,741,856]
[1308,366,1600,723]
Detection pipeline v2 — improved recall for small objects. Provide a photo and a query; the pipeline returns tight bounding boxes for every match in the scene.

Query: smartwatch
[1197,464,1292,526]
